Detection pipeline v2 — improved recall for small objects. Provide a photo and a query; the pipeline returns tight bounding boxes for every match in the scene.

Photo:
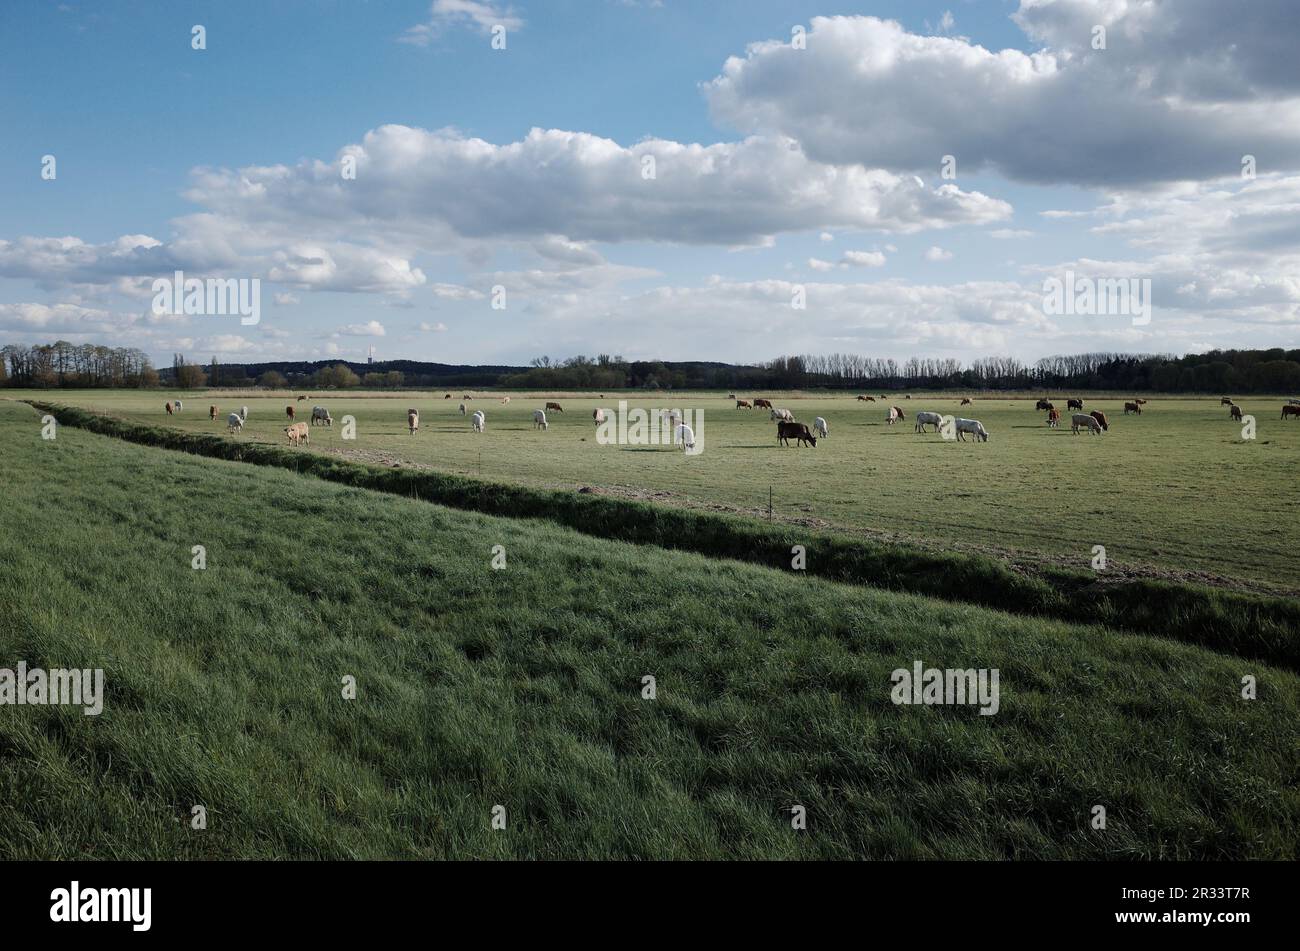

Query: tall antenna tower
[367,345,375,365]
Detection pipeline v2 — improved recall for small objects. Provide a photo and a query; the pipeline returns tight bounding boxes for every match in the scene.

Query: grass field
[38,388,1300,594]
[1,399,1297,859]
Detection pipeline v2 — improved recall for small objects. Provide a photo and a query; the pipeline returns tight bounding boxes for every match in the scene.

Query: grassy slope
[38,390,1300,592]
[1,401,1296,859]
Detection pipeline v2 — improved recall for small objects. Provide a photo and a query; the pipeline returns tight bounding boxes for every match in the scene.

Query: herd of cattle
[160,393,1300,449]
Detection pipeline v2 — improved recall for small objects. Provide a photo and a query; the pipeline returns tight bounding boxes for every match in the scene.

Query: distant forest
[4,342,1300,394]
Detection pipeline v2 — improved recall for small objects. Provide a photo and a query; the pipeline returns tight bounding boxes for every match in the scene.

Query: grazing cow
[286,405,295,421]
[1230,404,1243,421]
[1136,399,1148,405]
[886,406,905,425]
[311,406,332,427]
[777,420,816,447]
[593,408,607,425]
[533,409,548,430]
[736,399,752,409]
[954,418,989,442]
[444,394,452,399]
[499,396,511,404]
[1283,405,1300,420]
[174,399,183,412]
[227,412,244,434]
[1047,408,1061,427]
[754,398,773,409]
[1090,410,1109,431]
[960,398,972,406]
[1124,401,1141,415]
[165,402,173,415]
[1067,398,1083,410]
[857,395,870,402]
[1071,413,1101,435]
[1036,399,1054,411]
[297,395,306,402]
[471,411,485,433]
[283,422,309,446]
[915,411,942,433]
[770,408,794,422]
[209,405,218,421]
[462,395,472,400]
[1221,397,1234,406]
[675,423,696,451]
[813,416,829,438]
[546,401,563,413]
[408,410,419,435]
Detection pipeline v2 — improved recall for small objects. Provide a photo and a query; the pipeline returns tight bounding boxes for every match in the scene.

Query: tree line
[4,341,1299,394]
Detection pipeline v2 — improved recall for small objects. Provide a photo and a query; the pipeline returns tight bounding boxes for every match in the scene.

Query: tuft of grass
[29,401,1300,671]
[1,401,1297,859]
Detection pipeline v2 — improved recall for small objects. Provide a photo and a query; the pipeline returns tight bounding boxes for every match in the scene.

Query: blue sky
[2,0,1297,366]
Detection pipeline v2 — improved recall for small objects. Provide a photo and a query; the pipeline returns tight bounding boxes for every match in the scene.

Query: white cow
[915,411,943,433]
[769,408,794,422]
[1071,413,1102,435]
[675,423,696,451]
[471,410,485,433]
[813,416,829,438]
[311,406,332,426]
[886,406,905,425]
[954,417,989,442]
[533,409,548,430]
[227,412,244,433]
[173,399,183,412]
[408,410,419,435]
[593,408,607,426]
[240,405,249,421]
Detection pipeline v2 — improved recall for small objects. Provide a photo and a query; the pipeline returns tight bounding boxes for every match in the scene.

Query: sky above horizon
[2,0,1298,368]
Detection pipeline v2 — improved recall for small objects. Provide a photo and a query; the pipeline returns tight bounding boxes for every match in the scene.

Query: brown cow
[1090,410,1109,431]
[297,395,306,401]
[1124,401,1141,415]
[1282,405,1300,420]
[209,405,218,420]
[545,401,563,413]
[1035,399,1054,411]
[285,405,295,421]
[1047,408,1060,427]
[165,402,173,415]
[856,395,871,402]
[777,420,817,447]
[283,422,310,446]
[445,394,452,399]
[1067,398,1083,410]
[754,398,773,409]
[1230,404,1243,421]
[960,398,972,406]
[735,399,752,409]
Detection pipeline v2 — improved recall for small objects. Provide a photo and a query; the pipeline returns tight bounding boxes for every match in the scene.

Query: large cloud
[705,7,1300,186]
[182,125,1011,247]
